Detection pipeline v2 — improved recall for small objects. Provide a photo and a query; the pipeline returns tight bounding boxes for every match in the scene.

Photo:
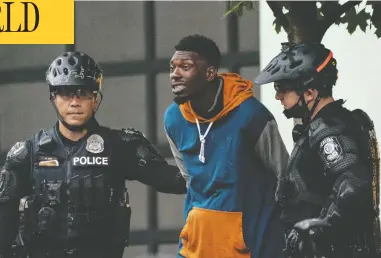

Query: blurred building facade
[0,1,260,257]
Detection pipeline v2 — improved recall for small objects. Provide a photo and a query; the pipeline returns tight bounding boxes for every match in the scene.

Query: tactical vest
[281,123,332,225]
[15,126,131,252]
[282,109,374,222]
[282,107,381,257]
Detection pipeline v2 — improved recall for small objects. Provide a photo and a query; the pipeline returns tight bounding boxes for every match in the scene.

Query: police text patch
[73,156,109,166]
[319,136,343,167]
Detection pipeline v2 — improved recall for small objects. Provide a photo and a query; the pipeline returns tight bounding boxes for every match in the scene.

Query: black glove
[286,218,332,257]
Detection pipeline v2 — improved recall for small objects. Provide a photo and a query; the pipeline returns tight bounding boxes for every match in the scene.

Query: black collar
[54,118,100,147]
[312,99,344,121]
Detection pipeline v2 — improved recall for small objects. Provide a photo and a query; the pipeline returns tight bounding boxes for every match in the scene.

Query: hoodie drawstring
[195,119,213,163]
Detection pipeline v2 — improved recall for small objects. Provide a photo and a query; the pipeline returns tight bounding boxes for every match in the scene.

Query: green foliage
[273,17,282,34]
[338,7,371,34]
[223,1,255,17]
[224,1,381,39]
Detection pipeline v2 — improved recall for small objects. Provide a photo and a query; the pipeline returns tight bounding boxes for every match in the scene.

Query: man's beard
[172,76,206,105]
[173,94,191,105]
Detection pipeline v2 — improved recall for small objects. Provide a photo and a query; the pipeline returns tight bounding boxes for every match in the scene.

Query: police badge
[86,134,104,154]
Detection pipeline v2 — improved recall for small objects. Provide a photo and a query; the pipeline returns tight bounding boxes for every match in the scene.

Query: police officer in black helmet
[0,52,187,258]
[254,42,381,258]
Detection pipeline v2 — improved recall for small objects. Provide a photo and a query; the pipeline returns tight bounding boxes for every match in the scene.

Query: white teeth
[172,85,186,94]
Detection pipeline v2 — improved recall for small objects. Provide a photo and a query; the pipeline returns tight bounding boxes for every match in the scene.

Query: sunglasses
[274,82,299,94]
[53,88,98,100]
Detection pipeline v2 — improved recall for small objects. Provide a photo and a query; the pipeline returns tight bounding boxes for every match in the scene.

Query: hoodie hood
[179,73,254,123]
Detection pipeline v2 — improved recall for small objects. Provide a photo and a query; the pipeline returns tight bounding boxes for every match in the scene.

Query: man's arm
[0,141,31,256]
[115,128,187,194]
[165,133,189,187]
[253,118,290,202]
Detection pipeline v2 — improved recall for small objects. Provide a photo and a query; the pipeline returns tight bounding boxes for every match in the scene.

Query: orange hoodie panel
[179,207,250,258]
[179,73,254,123]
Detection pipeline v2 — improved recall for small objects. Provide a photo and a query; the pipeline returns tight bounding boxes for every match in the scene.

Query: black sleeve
[317,133,372,228]
[113,128,187,194]
[0,141,32,255]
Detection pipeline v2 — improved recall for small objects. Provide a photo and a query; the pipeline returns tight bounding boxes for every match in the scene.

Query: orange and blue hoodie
[164,73,289,258]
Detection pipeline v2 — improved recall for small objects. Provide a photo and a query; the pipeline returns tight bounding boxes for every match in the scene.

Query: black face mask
[283,93,309,119]
[283,101,308,119]
[283,94,321,124]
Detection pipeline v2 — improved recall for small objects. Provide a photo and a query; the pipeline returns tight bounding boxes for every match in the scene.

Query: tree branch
[286,2,322,43]
[323,1,361,31]
[266,1,289,33]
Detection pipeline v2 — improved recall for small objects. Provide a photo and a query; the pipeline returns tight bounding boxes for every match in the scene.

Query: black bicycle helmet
[46,52,103,132]
[254,42,337,89]
[46,51,103,92]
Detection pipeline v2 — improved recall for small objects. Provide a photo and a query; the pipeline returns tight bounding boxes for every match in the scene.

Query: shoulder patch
[117,127,146,143]
[319,136,343,167]
[5,141,29,168]
[123,128,145,138]
[7,142,27,160]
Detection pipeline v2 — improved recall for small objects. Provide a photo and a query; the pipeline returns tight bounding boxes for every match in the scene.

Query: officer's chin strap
[303,94,321,124]
[50,92,103,133]
[289,94,322,142]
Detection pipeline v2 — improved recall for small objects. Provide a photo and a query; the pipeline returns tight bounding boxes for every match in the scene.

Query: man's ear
[206,66,217,82]
[303,88,316,102]
[95,94,100,104]
[93,92,102,112]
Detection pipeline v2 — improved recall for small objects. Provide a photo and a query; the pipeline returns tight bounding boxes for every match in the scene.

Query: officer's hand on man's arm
[115,128,187,194]
[0,141,31,256]
[286,217,332,257]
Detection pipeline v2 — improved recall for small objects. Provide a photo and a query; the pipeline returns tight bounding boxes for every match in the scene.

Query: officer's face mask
[275,82,321,124]
[274,82,308,119]
[283,95,309,119]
